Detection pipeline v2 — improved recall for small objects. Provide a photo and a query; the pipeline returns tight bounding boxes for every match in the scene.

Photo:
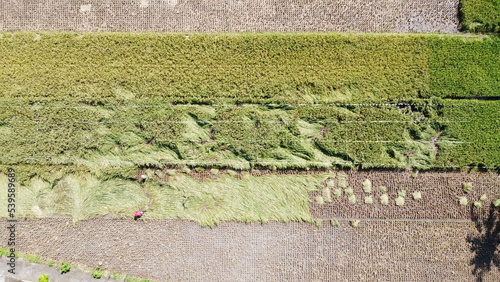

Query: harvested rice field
[1,216,499,281]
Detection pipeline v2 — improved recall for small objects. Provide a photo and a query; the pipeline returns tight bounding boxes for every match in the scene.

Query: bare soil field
[0,0,459,32]
[310,170,500,220]
[1,217,498,281]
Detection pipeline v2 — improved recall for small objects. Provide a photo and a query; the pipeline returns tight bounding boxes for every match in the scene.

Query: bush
[38,274,49,282]
[60,262,71,274]
[92,266,103,279]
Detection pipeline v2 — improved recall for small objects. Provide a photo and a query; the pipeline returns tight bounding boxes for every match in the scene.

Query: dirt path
[1,217,498,281]
[0,0,459,32]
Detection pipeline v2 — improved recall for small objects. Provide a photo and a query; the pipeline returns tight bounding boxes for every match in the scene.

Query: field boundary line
[319,218,490,222]
[0,103,477,108]
[5,120,478,124]
[0,138,473,144]
[0,157,497,170]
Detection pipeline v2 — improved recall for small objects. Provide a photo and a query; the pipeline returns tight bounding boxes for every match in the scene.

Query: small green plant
[47,260,55,267]
[462,182,473,193]
[362,179,372,193]
[315,195,325,205]
[348,194,357,204]
[60,262,71,274]
[364,196,373,205]
[210,168,219,175]
[379,186,387,192]
[111,273,122,279]
[166,169,176,176]
[350,220,360,227]
[92,266,103,279]
[459,197,468,206]
[412,191,422,201]
[227,170,237,176]
[380,194,389,205]
[494,198,500,207]
[322,188,332,203]
[479,194,488,201]
[398,190,406,198]
[194,167,204,173]
[344,188,354,196]
[395,196,405,206]
[331,219,340,227]
[38,274,49,282]
[181,167,191,174]
[474,201,483,208]
[333,188,342,197]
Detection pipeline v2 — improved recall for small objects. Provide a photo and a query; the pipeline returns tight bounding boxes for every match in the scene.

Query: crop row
[0,100,497,170]
[0,32,498,104]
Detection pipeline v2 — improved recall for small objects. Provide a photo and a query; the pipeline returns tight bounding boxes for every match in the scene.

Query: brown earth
[311,170,500,220]
[1,217,499,281]
[0,0,459,32]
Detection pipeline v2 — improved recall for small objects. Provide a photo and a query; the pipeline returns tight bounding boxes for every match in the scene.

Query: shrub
[38,274,49,282]
[60,262,71,274]
[480,194,488,201]
[92,266,103,279]
[412,191,422,201]
[474,201,483,208]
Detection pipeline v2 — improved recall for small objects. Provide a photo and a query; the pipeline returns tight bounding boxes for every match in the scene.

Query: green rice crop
[460,0,500,32]
[0,32,498,105]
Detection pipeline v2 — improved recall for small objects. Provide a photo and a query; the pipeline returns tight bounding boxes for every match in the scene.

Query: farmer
[134,210,144,220]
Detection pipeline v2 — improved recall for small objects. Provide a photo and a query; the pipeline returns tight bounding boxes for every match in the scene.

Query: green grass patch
[460,0,500,32]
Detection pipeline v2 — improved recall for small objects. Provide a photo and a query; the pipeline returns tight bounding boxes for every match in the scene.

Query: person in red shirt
[134,211,144,220]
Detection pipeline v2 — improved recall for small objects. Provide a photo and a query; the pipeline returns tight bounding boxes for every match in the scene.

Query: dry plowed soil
[1,217,499,281]
[0,0,459,32]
